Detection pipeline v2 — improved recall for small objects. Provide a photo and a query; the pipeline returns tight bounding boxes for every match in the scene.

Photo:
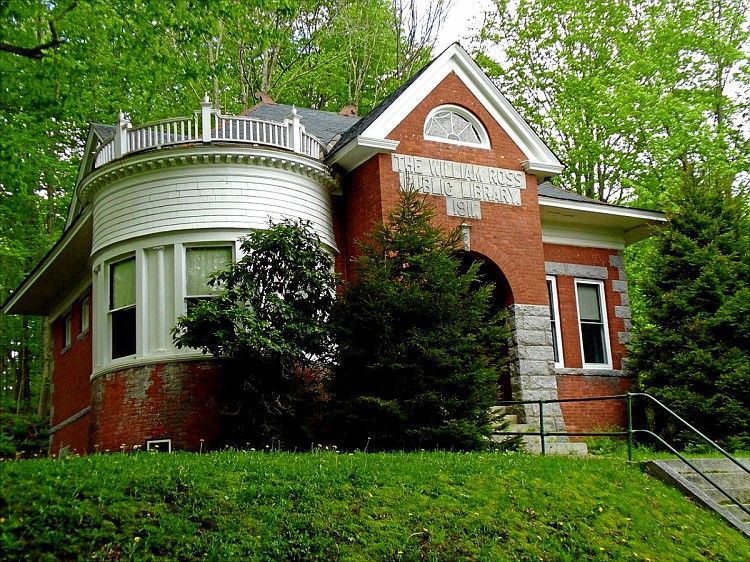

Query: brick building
[3,44,663,455]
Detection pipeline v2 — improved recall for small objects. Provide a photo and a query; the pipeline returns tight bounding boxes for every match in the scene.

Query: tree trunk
[37,319,52,419]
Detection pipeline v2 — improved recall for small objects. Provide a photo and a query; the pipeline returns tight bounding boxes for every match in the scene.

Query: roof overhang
[539,196,666,245]
[326,136,400,171]
[2,211,92,316]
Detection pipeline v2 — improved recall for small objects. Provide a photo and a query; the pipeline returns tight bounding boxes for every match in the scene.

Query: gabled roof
[327,43,563,176]
[242,104,359,145]
[328,61,432,155]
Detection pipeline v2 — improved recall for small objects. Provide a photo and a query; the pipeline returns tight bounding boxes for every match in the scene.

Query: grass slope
[1,452,747,561]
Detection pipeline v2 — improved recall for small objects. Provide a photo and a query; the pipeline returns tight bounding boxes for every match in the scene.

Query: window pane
[547,280,556,321]
[112,307,136,358]
[63,314,72,348]
[81,297,90,333]
[581,323,606,365]
[577,283,602,322]
[425,109,483,145]
[186,247,232,296]
[110,258,135,310]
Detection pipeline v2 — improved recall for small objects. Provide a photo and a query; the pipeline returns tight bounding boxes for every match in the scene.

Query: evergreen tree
[173,219,336,448]
[330,191,511,451]
[629,176,750,449]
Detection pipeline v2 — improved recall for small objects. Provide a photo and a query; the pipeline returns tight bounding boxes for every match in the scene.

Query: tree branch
[0,1,78,59]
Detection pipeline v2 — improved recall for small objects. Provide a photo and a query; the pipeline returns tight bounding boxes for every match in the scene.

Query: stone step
[670,458,750,473]
[723,504,750,524]
[705,487,750,505]
[524,441,589,456]
[683,471,750,490]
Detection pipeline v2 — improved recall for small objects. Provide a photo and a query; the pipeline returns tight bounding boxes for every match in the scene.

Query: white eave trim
[539,196,666,222]
[326,136,400,171]
[357,43,562,176]
[523,160,564,176]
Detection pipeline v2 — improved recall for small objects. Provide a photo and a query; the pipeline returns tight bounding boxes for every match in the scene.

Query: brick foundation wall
[90,360,224,452]
[51,413,91,456]
[557,375,632,434]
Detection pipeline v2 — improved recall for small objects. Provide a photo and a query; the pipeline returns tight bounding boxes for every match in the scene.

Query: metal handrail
[493,392,749,517]
[628,392,748,474]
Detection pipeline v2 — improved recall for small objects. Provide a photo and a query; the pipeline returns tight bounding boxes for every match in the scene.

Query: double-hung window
[546,276,564,367]
[575,280,611,368]
[62,312,72,351]
[185,246,233,308]
[110,257,136,359]
[80,296,90,335]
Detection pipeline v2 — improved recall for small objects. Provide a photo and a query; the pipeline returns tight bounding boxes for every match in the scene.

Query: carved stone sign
[391,154,525,219]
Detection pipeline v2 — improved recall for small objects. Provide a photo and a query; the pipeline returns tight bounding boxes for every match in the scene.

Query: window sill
[554,367,624,377]
[77,328,89,341]
[61,344,72,355]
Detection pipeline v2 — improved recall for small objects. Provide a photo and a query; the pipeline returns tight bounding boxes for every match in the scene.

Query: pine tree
[630,176,750,449]
[330,190,511,451]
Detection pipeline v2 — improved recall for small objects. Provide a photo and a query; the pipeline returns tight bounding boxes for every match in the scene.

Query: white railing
[128,116,199,152]
[94,140,115,168]
[92,96,326,168]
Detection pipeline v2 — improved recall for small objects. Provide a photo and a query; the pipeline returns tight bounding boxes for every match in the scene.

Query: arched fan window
[423,105,489,148]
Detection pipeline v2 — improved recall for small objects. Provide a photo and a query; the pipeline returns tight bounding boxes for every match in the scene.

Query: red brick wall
[89,360,224,452]
[342,71,549,305]
[50,290,93,455]
[338,156,385,281]
[543,244,626,369]
[51,414,91,456]
[557,375,632,434]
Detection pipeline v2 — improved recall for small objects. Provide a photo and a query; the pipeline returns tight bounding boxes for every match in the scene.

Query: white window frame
[62,312,73,351]
[574,279,612,369]
[423,104,490,149]
[546,276,564,368]
[145,438,172,453]
[108,255,137,362]
[79,295,90,336]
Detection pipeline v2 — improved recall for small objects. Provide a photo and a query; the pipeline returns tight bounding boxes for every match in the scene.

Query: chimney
[339,105,358,117]
[254,92,275,104]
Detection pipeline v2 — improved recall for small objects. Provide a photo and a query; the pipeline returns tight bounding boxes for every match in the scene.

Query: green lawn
[1,451,747,561]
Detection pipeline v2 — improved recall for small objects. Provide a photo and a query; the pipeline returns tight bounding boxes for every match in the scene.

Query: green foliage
[330,191,511,451]
[0,0,442,417]
[172,220,336,448]
[476,0,749,205]
[0,412,48,459]
[1,451,748,560]
[629,176,750,449]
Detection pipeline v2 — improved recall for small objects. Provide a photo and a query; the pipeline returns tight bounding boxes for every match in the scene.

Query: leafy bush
[173,219,336,448]
[0,412,48,458]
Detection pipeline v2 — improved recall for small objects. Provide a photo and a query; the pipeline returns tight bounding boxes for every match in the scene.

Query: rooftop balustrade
[93,95,325,169]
